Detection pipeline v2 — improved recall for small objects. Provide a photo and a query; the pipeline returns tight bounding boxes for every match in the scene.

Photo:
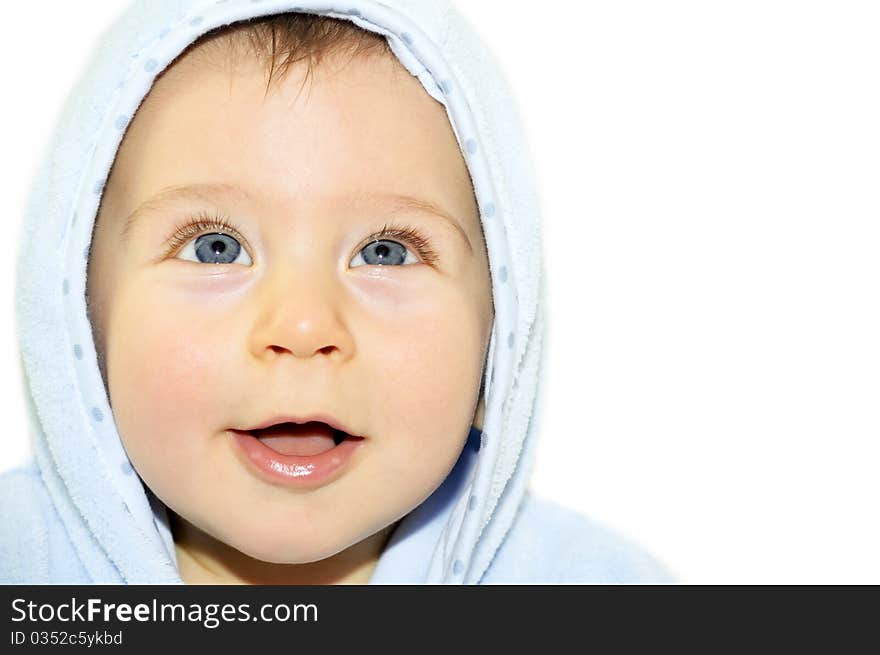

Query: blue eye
[177,232,253,266]
[350,239,419,267]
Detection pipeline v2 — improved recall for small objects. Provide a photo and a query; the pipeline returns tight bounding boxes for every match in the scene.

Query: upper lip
[235,413,362,438]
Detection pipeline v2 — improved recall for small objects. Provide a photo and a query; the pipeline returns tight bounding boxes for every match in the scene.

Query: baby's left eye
[350,239,419,267]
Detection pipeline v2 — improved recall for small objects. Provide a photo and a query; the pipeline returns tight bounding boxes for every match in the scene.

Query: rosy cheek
[108,286,230,454]
[349,281,482,442]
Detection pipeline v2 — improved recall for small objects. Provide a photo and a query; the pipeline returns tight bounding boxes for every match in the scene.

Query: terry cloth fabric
[1,0,675,584]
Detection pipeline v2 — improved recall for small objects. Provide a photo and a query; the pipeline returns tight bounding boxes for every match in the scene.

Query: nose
[249,262,354,362]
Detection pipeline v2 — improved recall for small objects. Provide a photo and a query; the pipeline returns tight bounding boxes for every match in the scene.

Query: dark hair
[185,12,393,90]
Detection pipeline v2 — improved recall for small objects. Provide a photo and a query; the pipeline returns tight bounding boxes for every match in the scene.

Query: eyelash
[165,211,440,266]
[166,212,244,256]
[365,222,439,266]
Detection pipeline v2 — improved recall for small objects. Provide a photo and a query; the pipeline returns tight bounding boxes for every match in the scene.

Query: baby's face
[87,44,493,566]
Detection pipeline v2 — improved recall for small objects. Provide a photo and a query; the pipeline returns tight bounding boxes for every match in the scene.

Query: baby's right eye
[167,214,253,266]
[177,232,253,266]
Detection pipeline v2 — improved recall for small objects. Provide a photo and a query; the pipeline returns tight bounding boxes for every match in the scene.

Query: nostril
[267,345,338,357]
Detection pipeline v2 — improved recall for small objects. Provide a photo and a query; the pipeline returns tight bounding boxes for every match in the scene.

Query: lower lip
[228,430,365,489]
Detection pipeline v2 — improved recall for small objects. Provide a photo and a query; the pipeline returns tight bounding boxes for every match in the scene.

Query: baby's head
[85,13,493,582]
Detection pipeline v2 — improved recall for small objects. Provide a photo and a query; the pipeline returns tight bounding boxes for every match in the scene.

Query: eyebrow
[357,190,474,253]
[120,183,474,252]
[120,183,246,242]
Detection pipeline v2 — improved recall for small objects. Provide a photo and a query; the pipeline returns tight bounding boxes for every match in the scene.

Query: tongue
[255,422,339,457]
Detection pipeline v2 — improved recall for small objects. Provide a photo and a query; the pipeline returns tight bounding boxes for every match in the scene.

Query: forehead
[106,43,480,236]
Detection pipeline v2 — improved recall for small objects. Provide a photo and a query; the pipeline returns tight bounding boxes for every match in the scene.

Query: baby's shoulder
[481,491,677,584]
[0,463,55,583]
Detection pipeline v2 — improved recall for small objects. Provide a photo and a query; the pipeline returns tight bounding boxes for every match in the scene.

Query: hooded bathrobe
[0,0,673,584]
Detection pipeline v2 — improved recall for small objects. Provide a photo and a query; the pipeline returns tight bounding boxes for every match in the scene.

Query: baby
[1,1,672,584]
[87,13,492,584]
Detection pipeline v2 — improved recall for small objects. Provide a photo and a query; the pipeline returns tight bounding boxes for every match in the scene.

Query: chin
[224,528,353,565]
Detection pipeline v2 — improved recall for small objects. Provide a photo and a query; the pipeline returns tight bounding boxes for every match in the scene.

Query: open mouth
[229,417,367,487]
[242,421,357,457]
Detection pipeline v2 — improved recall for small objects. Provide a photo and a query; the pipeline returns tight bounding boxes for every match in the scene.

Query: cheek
[371,318,479,420]
[104,285,231,479]
[356,281,486,468]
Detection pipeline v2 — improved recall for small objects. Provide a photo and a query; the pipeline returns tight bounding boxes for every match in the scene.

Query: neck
[170,513,398,585]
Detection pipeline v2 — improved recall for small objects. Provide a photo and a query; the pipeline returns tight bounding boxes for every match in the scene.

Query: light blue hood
[2,0,673,584]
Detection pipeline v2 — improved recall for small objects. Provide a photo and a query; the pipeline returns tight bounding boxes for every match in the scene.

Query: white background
[2,1,879,583]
